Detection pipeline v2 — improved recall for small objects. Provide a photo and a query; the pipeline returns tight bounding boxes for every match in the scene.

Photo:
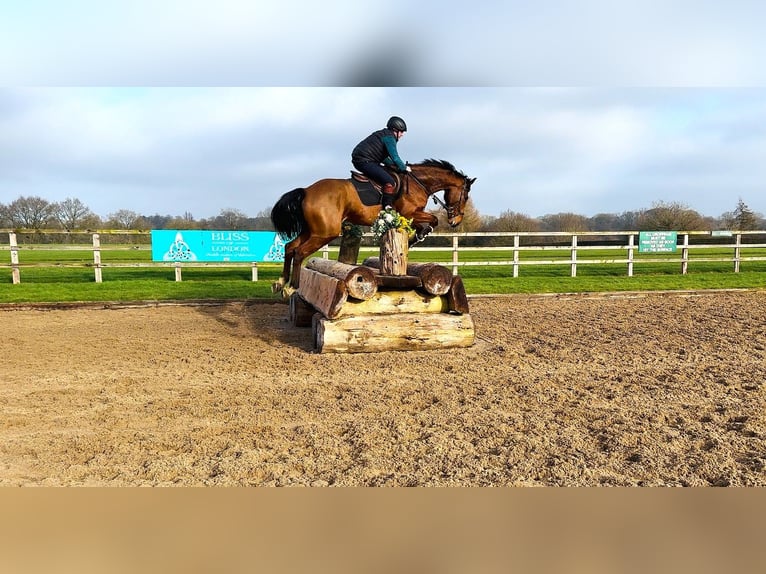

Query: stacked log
[336,289,449,317]
[446,275,470,315]
[313,312,475,354]
[305,257,377,300]
[296,267,347,319]
[292,254,474,353]
[362,257,453,296]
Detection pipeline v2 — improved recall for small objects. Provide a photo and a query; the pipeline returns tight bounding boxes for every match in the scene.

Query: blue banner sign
[150,230,285,262]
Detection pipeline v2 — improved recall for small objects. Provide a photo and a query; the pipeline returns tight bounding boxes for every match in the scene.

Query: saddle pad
[350,178,382,206]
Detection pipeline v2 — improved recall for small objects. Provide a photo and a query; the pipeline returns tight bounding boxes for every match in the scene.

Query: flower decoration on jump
[371,206,415,242]
[341,220,364,239]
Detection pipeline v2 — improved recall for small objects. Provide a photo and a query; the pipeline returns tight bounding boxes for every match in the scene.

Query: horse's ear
[470,177,477,184]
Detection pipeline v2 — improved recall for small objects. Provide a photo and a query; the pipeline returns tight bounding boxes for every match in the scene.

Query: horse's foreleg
[410,211,439,244]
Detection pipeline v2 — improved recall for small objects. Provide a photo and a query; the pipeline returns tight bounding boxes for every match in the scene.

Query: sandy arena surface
[1,290,764,486]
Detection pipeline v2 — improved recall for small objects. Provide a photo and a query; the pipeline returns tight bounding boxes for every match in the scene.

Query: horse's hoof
[283,285,296,297]
[271,281,283,294]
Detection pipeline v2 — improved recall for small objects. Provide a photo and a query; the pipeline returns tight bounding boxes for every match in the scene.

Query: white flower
[371,207,413,242]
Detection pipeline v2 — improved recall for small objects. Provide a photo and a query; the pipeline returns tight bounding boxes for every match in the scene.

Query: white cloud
[2,87,766,220]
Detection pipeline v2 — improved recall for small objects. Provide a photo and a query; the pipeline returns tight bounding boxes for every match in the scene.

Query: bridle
[405,171,468,220]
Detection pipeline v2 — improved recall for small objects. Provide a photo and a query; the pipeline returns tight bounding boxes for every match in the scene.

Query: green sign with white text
[638,231,678,253]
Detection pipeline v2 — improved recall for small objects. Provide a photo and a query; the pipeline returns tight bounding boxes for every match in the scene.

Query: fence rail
[406,230,766,277]
[3,229,766,284]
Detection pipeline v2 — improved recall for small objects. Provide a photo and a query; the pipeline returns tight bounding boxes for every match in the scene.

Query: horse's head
[444,175,476,227]
[409,159,477,227]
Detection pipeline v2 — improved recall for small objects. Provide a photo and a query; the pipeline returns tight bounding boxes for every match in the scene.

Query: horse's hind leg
[290,234,337,290]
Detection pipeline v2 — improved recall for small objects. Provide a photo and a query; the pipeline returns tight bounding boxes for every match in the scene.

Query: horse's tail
[271,187,306,241]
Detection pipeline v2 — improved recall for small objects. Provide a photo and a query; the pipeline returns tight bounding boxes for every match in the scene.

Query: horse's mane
[416,158,467,178]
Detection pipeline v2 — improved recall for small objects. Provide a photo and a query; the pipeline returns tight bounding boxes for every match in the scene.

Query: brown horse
[270,159,476,294]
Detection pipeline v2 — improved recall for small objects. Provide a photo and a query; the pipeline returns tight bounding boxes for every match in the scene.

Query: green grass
[2,245,765,304]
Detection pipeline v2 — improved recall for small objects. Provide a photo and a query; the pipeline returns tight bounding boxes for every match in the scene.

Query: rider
[352,116,412,209]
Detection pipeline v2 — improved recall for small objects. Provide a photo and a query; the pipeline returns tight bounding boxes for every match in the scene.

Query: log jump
[291,265,473,354]
[289,227,475,353]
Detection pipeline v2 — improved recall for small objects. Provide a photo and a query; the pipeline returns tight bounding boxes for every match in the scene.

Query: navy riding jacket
[351,128,407,172]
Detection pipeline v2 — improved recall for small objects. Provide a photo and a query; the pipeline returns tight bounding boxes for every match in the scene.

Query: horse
[270,158,476,294]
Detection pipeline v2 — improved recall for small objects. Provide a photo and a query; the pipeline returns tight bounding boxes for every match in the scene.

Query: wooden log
[305,257,377,300]
[379,228,409,276]
[289,292,316,327]
[366,268,422,289]
[297,267,347,319]
[363,258,453,296]
[335,290,449,317]
[313,312,475,354]
[337,234,362,265]
[446,275,470,315]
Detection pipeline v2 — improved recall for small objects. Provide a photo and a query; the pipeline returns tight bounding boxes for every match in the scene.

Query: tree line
[1,194,764,235]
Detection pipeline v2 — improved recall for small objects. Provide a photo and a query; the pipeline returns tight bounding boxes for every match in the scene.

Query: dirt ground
[1,290,764,486]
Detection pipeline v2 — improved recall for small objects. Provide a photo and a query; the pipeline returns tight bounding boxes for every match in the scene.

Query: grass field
[2,244,765,303]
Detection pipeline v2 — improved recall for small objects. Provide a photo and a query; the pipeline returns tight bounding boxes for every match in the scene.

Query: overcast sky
[2,1,766,221]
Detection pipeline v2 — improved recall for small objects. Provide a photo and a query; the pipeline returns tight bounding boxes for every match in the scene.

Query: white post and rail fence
[2,229,766,284]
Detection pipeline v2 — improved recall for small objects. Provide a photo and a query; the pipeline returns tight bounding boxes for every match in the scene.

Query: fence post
[452,235,459,275]
[9,232,20,284]
[92,233,103,283]
[680,233,689,275]
[734,233,741,273]
[175,263,182,282]
[251,262,258,282]
[570,234,578,277]
[513,234,520,278]
[627,233,635,277]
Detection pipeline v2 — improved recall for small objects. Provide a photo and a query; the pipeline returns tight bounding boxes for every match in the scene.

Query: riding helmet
[386,116,407,132]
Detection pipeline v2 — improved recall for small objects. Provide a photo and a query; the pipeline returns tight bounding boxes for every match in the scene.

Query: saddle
[349,170,402,207]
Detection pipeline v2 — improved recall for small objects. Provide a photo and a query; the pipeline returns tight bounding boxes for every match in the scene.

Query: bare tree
[106,209,144,229]
[5,196,56,229]
[539,212,590,232]
[588,213,621,231]
[53,197,97,230]
[211,208,248,230]
[486,210,541,232]
[615,210,644,231]
[0,202,10,227]
[250,209,275,231]
[637,201,708,231]
[164,216,201,229]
